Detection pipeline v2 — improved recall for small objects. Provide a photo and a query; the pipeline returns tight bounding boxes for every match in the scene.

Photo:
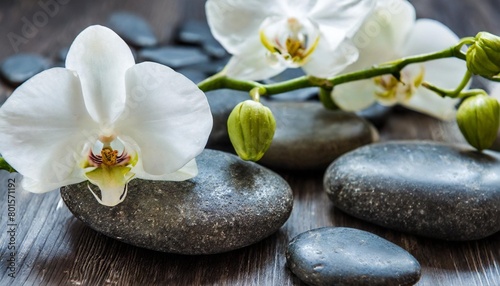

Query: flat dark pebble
[108,12,158,48]
[287,227,421,286]
[0,54,50,86]
[325,141,500,240]
[61,149,293,255]
[139,46,210,69]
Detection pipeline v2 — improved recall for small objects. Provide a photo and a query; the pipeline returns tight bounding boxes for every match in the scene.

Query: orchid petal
[309,0,376,38]
[66,25,135,124]
[224,52,287,81]
[135,158,198,181]
[0,68,96,192]
[115,62,212,176]
[22,175,87,194]
[403,87,459,120]
[404,19,467,90]
[346,0,416,72]
[206,0,285,55]
[331,79,378,111]
[302,37,358,78]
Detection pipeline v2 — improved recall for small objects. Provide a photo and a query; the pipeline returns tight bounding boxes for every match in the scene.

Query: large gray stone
[325,141,500,240]
[61,149,293,254]
[260,101,378,170]
[287,227,421,286]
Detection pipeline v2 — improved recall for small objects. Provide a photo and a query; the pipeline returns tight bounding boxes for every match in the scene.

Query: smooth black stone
[177,20,213,45]
[176,69,206,84]
[0,54,50,86]
[108,12,158,48]
[356,103,392,128]
[61,149,293,255]
[205,89,250,146]
[325,141,500,240]
[286,227,421,286]
[186,57,228,76]
[176,20,228,59]
[202,39,227,59]
[139,46,210,69]
[259,102,378,170]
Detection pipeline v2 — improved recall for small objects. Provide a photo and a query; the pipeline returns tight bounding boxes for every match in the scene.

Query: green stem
[422,70,472,98]
[197,42,466,96]
[0,157,16,173]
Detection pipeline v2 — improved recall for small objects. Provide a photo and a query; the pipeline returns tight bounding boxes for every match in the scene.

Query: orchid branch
[198,43,465,97]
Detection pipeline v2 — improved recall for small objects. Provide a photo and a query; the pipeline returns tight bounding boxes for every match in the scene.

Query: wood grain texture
[1,0,500,285]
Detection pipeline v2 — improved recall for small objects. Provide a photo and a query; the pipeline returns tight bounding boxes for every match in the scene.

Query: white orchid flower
[0,25,213,206]
[331,0,467,120]
[206,0,376,81]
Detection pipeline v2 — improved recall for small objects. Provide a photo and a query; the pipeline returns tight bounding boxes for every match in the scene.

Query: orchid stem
[422,70,472,98]
[197,42,466,97]
[0,157,16,173]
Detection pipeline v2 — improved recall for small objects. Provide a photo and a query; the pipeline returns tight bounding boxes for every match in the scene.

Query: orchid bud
[456,95,500,150]
[227,100,276,161]
[466,32,500,78]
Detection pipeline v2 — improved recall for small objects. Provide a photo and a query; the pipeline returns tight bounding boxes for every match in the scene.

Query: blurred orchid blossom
[206,0,376,80]
[0,25,213,206]
[332,0,467,120]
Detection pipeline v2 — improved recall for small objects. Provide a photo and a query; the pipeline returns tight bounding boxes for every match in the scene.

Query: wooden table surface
[1,0,499,285]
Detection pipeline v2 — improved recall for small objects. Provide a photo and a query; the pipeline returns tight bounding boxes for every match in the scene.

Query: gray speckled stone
[61,149,293,255]
[286,227,421,286]
[325,141,500,241]
[139,46,210,69]
[0,54,50,86]
[259,101,378,170]
[108,12,158,48]
[205,89,250,146]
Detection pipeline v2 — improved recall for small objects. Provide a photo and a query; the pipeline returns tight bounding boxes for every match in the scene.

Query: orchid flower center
[83,136,138,206]
[260,17,320,68]
[373,66,426,104]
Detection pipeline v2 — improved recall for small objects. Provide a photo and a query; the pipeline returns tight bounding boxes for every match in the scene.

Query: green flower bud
[466,32,500,78]
[227,100,276,161]
[456,95,500,150]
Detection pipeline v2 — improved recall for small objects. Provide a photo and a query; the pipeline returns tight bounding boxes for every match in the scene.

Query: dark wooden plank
[1,0,500,285]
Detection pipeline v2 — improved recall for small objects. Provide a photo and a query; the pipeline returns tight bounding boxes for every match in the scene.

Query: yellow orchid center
[260,17,320,67]
[373,66,426,104]
[83,138,138,206]
[101,147,118,166]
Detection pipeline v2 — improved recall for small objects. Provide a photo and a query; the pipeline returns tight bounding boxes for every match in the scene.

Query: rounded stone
[0,54,50,86]
[324,141,500,240]
[108,12,158,48]
[259,101,379,170]
[286,227,421,286]
[61,149,293,255]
